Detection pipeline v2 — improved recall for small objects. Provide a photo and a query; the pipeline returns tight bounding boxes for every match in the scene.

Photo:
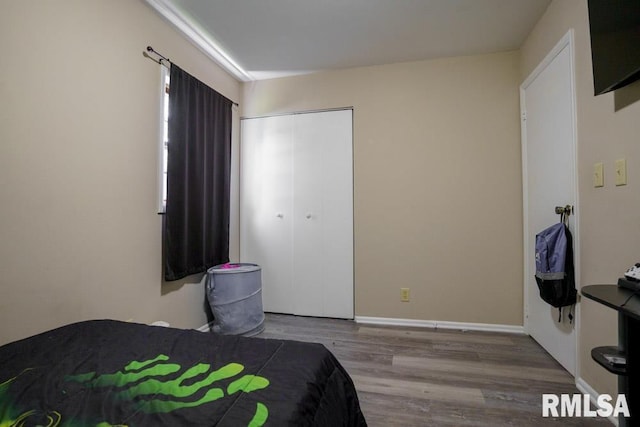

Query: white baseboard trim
[354,316,524,334]
[200,316,524,334]
[575,376,618,426]
[196,321,213,332]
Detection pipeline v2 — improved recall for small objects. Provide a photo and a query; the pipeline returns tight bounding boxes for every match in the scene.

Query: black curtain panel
[164,64,232,281]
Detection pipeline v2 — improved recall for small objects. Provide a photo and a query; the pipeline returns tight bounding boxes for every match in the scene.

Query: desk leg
[622,313,640,427]
[620,312,629,427]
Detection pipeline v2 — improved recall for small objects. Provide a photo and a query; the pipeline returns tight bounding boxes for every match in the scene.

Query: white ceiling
[149,0,551,81]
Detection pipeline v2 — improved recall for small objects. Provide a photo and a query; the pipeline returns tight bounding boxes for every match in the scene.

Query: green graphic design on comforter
[0,355,269,427]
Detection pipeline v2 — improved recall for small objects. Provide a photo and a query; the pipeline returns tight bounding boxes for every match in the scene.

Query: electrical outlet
[401,288,410,302]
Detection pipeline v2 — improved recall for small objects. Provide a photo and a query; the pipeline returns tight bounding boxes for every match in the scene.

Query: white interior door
[293,110,354,318]
[521,31,578,375]
[240,115,294,314]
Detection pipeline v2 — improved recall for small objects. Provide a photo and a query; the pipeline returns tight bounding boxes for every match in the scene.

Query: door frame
[520,30,580,375]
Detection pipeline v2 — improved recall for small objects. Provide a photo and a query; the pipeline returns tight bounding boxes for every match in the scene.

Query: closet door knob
[276,213,284,218]
[305,213,312,219]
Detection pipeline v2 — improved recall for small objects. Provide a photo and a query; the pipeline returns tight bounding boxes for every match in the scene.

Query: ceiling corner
[144,0,253,82]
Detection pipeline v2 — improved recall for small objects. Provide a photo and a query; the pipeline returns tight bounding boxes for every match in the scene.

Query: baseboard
[575,377,618,426]
[202,315,524,334]
[354,316,524,334]
[196,321,213,332]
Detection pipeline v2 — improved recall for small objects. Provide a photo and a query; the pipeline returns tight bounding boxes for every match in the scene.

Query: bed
[0,319,366,426]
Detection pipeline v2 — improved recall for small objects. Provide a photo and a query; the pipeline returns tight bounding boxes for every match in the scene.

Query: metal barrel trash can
[205,263,265,337]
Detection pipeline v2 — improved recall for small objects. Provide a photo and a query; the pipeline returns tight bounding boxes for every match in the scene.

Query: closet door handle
[276,213,284,219]
[305,213,312,219]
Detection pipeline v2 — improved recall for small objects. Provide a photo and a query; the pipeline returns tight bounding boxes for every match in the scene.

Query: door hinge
[521,111,527,122]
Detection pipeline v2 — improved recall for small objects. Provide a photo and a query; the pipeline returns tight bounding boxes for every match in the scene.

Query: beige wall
[521,0,640,395]
[0,0,241,345]
[242,52,524,325]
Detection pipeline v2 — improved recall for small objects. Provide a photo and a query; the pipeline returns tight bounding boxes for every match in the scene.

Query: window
[158,66,170,213]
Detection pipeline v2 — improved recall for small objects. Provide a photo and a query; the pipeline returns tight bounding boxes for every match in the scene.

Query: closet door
[293,110,353,318]
[240,115,294,314]
[240,109,353,319]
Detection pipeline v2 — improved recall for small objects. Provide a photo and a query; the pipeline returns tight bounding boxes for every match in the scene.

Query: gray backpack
[534,221,577,321]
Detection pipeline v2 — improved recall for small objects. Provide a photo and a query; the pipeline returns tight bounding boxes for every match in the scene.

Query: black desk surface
[582,284,640,321]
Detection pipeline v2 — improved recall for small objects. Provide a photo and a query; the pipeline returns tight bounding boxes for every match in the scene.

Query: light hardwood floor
[258,313,612,426]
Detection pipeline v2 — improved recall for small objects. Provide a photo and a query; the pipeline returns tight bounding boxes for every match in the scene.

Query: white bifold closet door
[240,109,353,319]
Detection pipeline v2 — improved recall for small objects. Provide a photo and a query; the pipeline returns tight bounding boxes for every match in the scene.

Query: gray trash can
[205,263,265,337]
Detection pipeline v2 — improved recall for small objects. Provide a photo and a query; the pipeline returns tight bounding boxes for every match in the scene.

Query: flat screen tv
[588,0,640,95]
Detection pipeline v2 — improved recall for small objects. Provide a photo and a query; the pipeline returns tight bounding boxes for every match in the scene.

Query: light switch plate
[615,158,627,186]
[594,162,604,187]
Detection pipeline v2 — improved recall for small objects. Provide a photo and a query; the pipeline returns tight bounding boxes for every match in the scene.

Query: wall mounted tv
[588,0,640,95]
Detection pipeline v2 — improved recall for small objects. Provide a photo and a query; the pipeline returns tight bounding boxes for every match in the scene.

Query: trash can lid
[208,263,261,274]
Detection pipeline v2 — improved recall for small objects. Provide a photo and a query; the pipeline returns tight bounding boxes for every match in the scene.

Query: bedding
[0,320,366,426]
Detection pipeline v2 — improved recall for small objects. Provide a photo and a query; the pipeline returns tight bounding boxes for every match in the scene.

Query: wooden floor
[258,313,612,426]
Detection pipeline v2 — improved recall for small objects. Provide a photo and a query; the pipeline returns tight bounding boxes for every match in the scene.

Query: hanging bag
[534,212,577,322]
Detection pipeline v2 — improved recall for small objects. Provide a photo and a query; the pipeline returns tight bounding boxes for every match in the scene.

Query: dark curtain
[164,64,232,281]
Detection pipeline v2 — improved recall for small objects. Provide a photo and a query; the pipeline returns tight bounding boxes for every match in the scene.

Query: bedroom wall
[242,52,523,326]
[0,0,241,345]
[521,0,640,395]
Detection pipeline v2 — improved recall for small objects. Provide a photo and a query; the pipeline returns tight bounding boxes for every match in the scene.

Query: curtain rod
[143,46,171,68]
[143,45,239,107]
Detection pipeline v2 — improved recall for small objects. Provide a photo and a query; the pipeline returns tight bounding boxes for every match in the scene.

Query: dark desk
[582,284,640,426]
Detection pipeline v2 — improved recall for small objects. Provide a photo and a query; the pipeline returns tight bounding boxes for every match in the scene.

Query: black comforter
[0,320,366,426]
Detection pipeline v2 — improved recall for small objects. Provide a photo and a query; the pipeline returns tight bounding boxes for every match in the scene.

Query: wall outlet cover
[615,158,627,186]
[593,162,604,188]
